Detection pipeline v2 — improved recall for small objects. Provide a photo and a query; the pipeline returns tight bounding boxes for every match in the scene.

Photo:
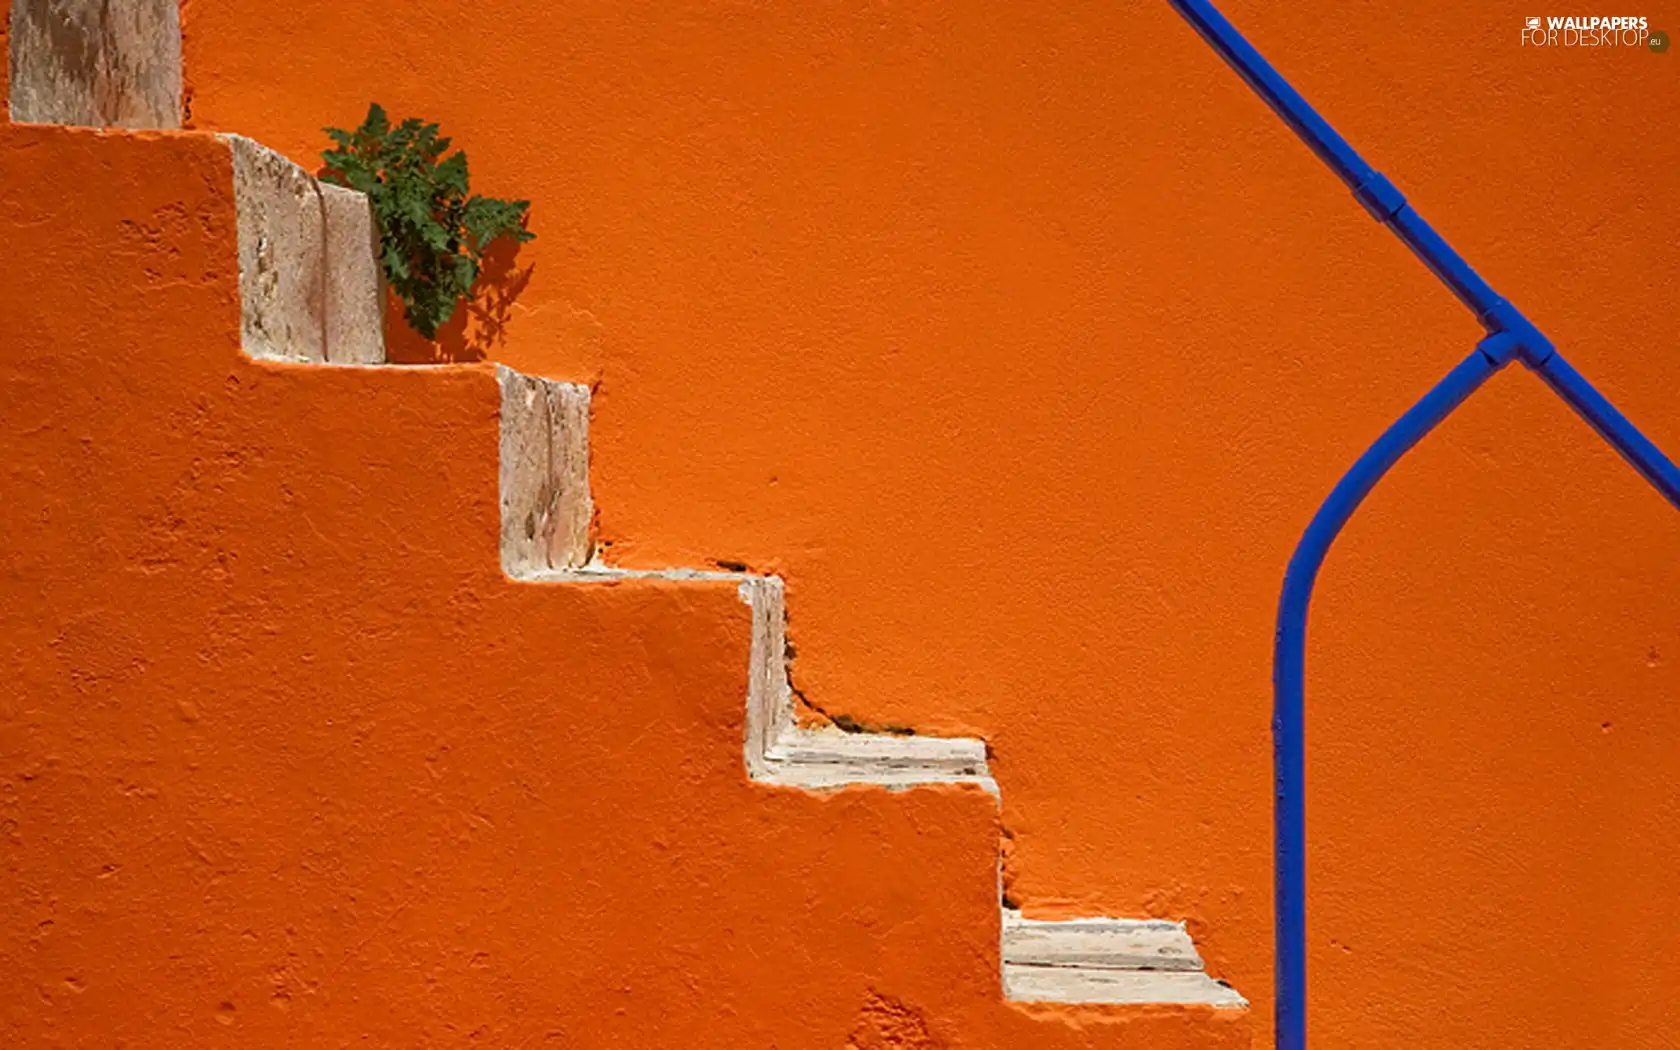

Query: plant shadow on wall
[320,103,535,363]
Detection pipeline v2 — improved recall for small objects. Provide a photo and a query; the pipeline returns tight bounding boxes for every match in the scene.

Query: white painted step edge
[1001,910,1247,1008]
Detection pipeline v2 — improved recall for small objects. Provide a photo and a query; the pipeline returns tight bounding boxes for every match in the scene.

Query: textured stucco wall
[0,123,1258,1047]
[179,3,1680,1045]
[7,1,1680,1046]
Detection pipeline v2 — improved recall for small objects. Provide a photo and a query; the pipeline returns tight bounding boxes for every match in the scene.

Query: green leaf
[363,103,390,140]
[435,151,469,196]
[452,253,477,291]
[321,104,536,341]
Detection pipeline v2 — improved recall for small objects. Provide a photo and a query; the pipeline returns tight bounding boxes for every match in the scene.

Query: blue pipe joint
[1477,298,1556,367]
[1475,331,1522,368]
[1352,171,1406,222]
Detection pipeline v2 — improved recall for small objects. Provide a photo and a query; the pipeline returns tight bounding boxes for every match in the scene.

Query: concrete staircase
[6,0,1245,1017]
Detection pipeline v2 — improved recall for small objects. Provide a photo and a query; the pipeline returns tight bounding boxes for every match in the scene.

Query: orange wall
[8,1,1680,1047]
[0,123,1257,1048]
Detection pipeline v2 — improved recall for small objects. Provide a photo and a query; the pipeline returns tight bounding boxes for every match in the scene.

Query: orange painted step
[2,11,1247,1042]
[0,120,1249,1047]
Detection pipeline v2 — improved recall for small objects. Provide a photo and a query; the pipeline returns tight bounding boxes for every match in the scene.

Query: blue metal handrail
[1162,2,1680,1047]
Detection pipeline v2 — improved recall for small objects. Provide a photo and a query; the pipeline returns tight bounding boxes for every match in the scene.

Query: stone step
[225,135,386,365]
[8,0,182,128]
[1002,910,1247,1007]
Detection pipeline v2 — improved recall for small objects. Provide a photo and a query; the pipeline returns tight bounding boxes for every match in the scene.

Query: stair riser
[498,368,593,574]
[226,135,385,365]
[8,0,182,128]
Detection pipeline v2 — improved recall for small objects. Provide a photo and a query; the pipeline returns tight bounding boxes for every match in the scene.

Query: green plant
[321,103,534,339]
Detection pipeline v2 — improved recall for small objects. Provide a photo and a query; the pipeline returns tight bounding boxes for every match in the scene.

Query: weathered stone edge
[8,0,183,128]
[1001,909,1248,1008]
[224,135,385,366]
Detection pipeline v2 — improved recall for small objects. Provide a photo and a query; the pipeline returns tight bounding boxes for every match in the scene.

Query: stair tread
[1003,963,1247,1007]
[1003,910,1202,970]
[767,725,987,767]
